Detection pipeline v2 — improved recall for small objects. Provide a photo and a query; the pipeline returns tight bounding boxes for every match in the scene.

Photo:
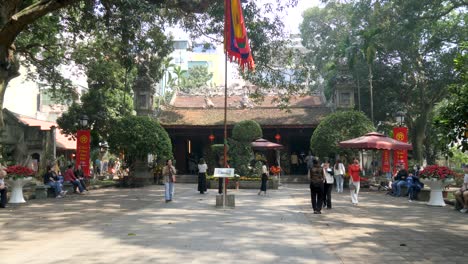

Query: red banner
[76,130,91,177]
[382,150,391,173]
[393,127,408,170]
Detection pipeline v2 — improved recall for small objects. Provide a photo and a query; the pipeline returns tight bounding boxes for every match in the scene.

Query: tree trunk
[368,64,374,123]
[410,108,430,165]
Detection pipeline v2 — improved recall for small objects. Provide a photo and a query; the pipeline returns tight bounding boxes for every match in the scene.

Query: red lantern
[275,133,281,142]
[209,134,215,142]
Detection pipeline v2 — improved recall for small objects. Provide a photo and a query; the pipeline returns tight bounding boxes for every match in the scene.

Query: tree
[107,116,172,165]
[57,88,133,142]
[229,120,263,176]
[179,65,213,93]
[301,0,467,163]
[434,43,468,153]
[310,111,375,159]
[0,0,300,128]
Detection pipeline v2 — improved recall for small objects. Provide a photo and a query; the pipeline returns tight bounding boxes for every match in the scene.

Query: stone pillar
[131,159,152,187]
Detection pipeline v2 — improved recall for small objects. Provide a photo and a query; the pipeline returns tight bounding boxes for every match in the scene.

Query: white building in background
[4,63,87,122]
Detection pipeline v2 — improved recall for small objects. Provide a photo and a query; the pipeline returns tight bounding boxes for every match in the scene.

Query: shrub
[232,120,263,142]
[108,116,172,164]
[310,110,375,160]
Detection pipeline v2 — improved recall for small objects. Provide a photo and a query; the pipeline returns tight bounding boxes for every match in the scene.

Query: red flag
[224,0,255,71]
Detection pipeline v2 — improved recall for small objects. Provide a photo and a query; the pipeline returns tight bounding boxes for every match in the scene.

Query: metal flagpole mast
[223,52,228,208]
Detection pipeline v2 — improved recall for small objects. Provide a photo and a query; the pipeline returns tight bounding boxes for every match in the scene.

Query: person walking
[348,158,361,206]
[258,161,269,196]
[162,159,176,202]
[309,159,324,214]
[197,158,208,194]
[322,160,334,209]
[334,159,346,193]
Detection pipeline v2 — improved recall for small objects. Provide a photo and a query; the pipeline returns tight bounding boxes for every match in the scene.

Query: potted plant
[4,165,35,203]
[419,165,456,206]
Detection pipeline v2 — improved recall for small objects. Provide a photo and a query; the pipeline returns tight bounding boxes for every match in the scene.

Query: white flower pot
[6,177,32,204]
[421,178,454,207]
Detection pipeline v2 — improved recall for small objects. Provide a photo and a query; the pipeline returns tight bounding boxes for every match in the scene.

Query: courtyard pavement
[0,183,467,264]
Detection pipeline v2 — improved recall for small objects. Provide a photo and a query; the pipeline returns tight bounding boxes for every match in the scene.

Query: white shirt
[334,163,345,175]
[0,178,4,185]
[464,174,468,185]
[262,165,269,175]
[323,168,334,184]
[198,164,207,173]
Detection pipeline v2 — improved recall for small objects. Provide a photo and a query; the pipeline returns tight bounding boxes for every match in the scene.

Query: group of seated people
[388,164,424,202]
[43,165,89,198]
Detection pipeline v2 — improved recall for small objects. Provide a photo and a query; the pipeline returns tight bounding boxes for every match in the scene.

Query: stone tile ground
[1,183,466,264]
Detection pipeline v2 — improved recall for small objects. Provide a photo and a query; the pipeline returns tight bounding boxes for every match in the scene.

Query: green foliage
[107,116,172,164]
[310,111,375,159]
[232,120,263,142]
[434,43,468,153]
[228,139,254,176]
[301,0,467,162]
[57,88,133,140]
[179,65,213,93]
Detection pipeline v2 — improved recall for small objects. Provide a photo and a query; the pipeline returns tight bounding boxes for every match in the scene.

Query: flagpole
[223,52,228,208]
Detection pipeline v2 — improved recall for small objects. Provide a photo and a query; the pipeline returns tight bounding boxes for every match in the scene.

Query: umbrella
[339,132,413,150]
[251,138,284,185]
[251,138,284,150]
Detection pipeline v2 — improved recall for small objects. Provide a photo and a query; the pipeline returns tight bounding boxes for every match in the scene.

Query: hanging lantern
[209,134,215,142]
[275,133,281,142]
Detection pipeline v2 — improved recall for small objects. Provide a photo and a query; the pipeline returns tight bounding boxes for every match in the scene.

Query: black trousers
[323,183,333,209]
[198,173,207,193]
[78,179,88,191]
[310,182,324,212]
[218,178,223,194]
[0,188,7,207]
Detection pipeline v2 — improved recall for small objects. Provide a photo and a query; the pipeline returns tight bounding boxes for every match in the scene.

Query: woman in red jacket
[348,158,361,205]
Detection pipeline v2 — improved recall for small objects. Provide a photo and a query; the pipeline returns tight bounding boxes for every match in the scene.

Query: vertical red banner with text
[393,127,408,170]
[382,150,391,173]
[76,130,91,177]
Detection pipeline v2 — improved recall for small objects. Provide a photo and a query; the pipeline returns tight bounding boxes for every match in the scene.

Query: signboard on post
[393,127,408,171]
[213,168,235,178]
[76,130,91,177]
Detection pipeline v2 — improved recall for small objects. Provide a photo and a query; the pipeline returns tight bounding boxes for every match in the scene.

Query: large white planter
[421,178,454,207]
[6,177,32,204]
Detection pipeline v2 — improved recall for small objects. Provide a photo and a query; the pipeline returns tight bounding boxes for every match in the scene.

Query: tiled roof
[15,115,76,150]
[171,95,324,108]
[159,94,330,127]
[158,107,331,127]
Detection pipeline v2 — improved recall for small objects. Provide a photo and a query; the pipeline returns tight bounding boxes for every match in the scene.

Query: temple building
[157,92,333,174]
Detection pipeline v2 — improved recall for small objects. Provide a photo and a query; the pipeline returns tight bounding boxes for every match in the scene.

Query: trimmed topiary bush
[232,120,263,142]
[310,110,375,160]
[108,116,172,164]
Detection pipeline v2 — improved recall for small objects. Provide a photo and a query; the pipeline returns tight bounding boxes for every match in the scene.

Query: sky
[281,0,322,33]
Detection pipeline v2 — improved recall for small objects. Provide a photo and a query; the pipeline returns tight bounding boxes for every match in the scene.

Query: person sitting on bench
[0,165,7,208]
[65,165,85,194]
[44,165,67,198]
[406,172,424,202]
[455,165,468,213]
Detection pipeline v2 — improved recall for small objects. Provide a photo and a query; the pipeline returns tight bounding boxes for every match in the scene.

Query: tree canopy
[107,115,172,163]
[301,0,467,163]
[310,110,375,159]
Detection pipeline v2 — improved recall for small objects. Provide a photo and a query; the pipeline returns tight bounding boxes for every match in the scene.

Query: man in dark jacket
[391,164,409,197]
[309,159,325,214]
